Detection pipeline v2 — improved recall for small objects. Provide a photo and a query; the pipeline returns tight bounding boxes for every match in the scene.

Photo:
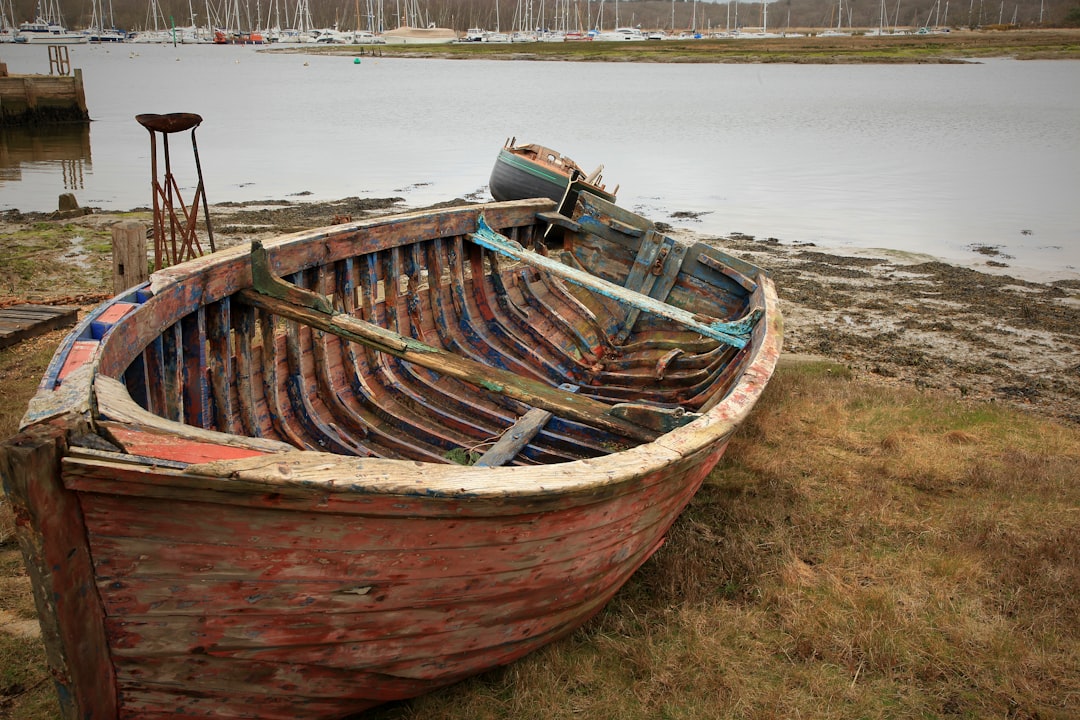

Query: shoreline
[2,195,1078,426]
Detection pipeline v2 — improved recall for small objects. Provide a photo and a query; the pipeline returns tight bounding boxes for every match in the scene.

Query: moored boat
[489,139,616,204]
[1,187,781,718]
[595,26,646,41]
[381,25,458,44]
[214,29,265,44]
[14,16,88,44]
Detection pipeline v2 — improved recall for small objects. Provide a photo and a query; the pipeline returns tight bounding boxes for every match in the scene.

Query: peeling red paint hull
[1,190,781,718]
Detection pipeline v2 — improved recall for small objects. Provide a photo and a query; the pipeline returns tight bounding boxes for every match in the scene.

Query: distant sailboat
[817,0,852,36]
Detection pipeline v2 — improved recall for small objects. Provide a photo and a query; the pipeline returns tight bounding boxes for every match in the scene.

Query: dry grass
[366,358,1079,720]
[0,328,71,440]
[2,357,1078,718]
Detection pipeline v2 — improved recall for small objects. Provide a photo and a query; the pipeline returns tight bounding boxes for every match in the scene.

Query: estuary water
[2,43,1078,279]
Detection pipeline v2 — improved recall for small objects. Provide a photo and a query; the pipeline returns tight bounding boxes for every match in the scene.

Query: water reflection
[0,124,92,190]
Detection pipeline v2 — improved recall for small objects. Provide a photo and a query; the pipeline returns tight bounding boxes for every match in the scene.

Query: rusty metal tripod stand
[136,113,215,270]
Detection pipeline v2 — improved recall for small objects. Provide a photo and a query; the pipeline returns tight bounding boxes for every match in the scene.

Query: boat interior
[45,189,767,469]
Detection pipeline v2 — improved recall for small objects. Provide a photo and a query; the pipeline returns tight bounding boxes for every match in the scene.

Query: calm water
[2,44,1079,278]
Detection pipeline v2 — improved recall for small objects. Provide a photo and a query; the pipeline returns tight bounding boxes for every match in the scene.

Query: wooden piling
[112,221,149,294]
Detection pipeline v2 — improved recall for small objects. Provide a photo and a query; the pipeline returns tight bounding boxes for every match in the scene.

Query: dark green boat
[489,139,617,204]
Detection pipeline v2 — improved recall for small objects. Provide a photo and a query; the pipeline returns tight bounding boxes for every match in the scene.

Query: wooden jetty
[0,62,89,126]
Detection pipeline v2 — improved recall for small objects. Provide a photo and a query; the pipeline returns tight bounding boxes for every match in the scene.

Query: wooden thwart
[474,384,579,467]
[474,408,553,467]
[240,242,696,443]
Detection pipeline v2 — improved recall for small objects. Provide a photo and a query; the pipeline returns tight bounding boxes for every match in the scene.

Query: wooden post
[22,77,37,110]
[112,221,149,294]
[72,68,86,115]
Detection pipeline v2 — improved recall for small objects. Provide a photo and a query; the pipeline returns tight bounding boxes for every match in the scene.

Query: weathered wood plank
[473,407,552,467]
[0,304,77,349]
[84,484,683,586]
[81,468,682,546]
[94,375,294,455]
[102,425,272,464]
[103,569,636,663]
[113,655,428,702]
[474,384,579,467]
[111,220,149,294]
[60,432,692,514]
[113,685,382,720]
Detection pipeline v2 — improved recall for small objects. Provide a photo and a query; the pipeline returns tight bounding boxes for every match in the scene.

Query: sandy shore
[3,196,1078,426]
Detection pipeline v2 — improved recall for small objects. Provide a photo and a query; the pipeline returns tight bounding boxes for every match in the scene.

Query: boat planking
[1,187,782,719]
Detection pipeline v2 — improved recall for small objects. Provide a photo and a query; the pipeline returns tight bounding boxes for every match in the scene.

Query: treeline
[6,0,1074,33]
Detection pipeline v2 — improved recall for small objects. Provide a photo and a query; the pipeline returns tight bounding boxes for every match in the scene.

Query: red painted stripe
[58,339,100,381]
[96,302,138,325]
[108,426,269,464]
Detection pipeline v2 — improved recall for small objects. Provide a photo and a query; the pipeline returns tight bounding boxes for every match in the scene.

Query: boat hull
[16,33,88,44]
[489,144,614,204]
[489,147,571,202]
[381,26,458,44]
[2,193,781,718]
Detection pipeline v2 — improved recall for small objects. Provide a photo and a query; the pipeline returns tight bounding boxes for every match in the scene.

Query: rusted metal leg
[136,113,213,270]
[191,127,215,253]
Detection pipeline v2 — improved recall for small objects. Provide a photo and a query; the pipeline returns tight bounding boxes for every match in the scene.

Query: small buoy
[353,57,361,64]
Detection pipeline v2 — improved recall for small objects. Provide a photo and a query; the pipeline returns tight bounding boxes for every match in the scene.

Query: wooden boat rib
[1,188,781,719]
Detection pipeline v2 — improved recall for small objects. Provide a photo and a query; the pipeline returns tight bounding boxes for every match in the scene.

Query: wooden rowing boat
[0,187,782,719]
[488,139,617,204]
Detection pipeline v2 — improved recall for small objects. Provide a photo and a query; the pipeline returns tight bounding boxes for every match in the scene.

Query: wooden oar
[239,242,693,444]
